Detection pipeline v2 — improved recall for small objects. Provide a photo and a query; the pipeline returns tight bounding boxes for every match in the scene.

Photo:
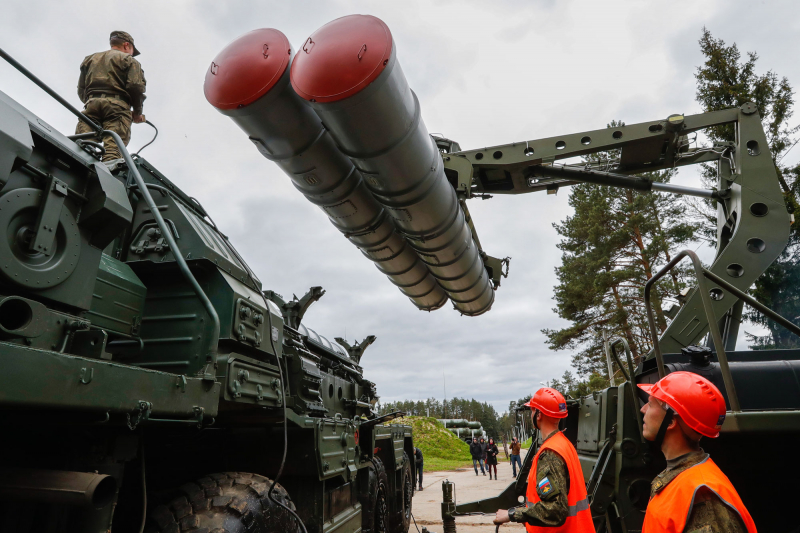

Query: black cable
[265,308,309,533]
[138,429,147,533]
[411,511,422,533]
[133,120,158,156]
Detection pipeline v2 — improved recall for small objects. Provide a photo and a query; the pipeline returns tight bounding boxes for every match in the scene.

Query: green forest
[379,395,538,440]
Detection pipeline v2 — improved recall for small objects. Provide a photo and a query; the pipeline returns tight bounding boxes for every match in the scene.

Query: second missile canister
[290,15,495,316]
[204,28,447,311]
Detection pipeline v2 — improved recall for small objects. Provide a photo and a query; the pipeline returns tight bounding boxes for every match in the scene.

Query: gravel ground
[410,450,527,533]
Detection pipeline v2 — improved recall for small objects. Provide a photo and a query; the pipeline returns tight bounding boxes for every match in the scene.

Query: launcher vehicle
[0,44,417,533]
[201,14,800,533]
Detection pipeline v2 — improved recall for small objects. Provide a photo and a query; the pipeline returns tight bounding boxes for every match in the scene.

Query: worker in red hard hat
[639,371,756,533]
[494,387,593,532]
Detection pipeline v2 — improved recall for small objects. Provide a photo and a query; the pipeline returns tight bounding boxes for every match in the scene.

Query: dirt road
[411,451,527,533]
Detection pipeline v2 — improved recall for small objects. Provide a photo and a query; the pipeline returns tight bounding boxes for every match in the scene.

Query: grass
[394,416,474,472]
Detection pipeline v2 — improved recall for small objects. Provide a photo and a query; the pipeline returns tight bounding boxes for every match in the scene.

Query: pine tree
[543,121,698,380]
[693,28,800,349]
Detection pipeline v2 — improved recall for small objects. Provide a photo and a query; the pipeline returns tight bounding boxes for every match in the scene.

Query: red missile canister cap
[290,15,393,103]
[204,28,292,110]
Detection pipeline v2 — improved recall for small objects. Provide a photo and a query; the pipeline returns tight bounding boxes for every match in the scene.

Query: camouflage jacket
[509,430,569,527]
[78,50,146,114]
[651,450,746,533]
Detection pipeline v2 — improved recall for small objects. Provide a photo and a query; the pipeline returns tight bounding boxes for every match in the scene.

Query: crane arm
[444,104,790,355]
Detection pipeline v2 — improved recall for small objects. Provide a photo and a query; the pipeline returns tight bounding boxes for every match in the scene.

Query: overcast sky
[2,0,799,413]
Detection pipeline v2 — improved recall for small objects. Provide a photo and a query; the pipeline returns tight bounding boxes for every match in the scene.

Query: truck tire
[360,457,390,533]
[390,452,413,533]
[146,472,301,533]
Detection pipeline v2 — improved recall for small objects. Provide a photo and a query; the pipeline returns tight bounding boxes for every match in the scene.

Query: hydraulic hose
[106,129,220,378]
[133,120,158,156]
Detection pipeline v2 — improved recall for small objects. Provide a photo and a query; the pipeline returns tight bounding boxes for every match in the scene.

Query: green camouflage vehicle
[0,50,416,533]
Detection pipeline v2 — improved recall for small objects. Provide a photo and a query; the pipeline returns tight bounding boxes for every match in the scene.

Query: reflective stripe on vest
[642,457,757,533]
[524,432,594,533]
[527,497,589,517]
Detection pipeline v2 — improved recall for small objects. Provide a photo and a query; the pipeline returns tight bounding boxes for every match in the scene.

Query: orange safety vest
[525,431,593,533]
[642,457,756,533]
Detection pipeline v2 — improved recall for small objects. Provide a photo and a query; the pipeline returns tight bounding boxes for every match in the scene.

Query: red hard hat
[638,371,727,438]
[527,388,568,419]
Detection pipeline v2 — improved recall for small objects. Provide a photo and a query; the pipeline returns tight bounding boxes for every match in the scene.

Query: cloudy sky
[2,0,798,412]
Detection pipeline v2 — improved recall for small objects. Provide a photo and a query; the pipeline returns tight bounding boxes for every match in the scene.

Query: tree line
[379,397,505,438]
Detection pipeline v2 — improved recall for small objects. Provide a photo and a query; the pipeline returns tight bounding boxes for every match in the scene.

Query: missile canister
[204,29,446,311]
[290,15,495,316]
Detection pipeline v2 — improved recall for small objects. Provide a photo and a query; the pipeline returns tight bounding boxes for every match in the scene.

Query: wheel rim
[376,482,389,533]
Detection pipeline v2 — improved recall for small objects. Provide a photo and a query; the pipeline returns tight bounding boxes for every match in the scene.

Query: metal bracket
[79,367,93,384]
[126,400,152,430]
[30,174,68,256]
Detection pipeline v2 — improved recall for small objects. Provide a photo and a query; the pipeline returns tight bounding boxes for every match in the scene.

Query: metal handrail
[644,249,800,413]
[607,337,645,444]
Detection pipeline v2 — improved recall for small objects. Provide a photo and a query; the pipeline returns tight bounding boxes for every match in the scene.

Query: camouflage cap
[110,31,140,56]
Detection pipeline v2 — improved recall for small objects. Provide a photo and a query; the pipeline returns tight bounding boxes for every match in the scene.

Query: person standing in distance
[486,438,499,480]
[494,388,592,531]
[510,436,523,478]
[638,372,756,532]
[470,437,485,476]
[76,31,146,161]
[414,446,424,491]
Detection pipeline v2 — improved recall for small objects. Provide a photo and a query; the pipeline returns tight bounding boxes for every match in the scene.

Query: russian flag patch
[538,476,553,495]
[558,403,567,412]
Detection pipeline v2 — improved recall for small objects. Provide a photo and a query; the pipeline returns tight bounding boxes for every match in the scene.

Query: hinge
[30,175,68,256]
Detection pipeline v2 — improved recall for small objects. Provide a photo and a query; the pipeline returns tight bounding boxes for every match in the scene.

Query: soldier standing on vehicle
[494,388,592,531]
[75,31,146,162]
[638,372,756,533]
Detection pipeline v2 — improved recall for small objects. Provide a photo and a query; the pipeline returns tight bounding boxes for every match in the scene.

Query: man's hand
[133,113,146,124]
[494,509,511,525]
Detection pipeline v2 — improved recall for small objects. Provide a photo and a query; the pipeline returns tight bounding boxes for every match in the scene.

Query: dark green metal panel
[315,417,358,480]
[87,254,146,336]
[0,342,220,417]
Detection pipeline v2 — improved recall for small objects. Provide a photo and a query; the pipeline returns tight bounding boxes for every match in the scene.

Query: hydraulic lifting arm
[444,103,791,357]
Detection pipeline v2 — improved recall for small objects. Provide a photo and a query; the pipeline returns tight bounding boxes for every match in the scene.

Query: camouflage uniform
[75,37,146,161]
[651,450,746,533]
[508,430,570,527]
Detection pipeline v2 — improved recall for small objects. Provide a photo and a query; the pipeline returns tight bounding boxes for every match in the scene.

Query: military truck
[228,13,800,533]
[0,50,416,533]
[430,61,800,533]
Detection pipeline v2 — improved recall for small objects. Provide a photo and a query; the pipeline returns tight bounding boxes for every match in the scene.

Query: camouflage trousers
[75,97,132,162]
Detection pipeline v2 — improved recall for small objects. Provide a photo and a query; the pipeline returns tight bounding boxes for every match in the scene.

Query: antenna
[443,370,447,418]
